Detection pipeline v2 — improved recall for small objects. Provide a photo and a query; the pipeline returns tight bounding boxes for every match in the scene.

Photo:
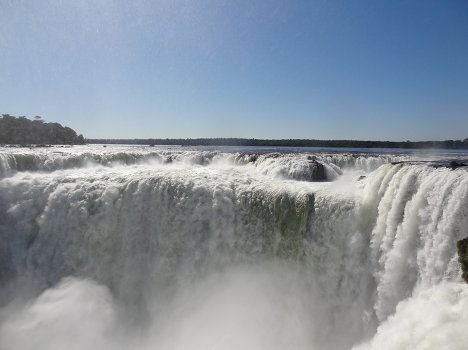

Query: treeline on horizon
[87,137,468,149]
[1,114,466,149]
[0,115,85,145]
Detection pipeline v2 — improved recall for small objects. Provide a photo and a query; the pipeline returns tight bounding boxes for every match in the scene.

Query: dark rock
[309,160,326,181]
[457,237,468,283]
[287,159,326,182]
[357,175,366,181]
[247,154,258,163]
[299,160,326,181]
[449,161,466,169]
[391,160,468,169]
[236,153,259,164]
[265,153,281,159]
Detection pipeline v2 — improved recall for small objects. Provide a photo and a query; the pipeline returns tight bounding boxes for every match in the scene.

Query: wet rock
[265,153,281,159]
[449,161,466,169]
[236,153,258,164]
[289,159,326,181]
[457,237,468,283]
[247,154,258,163]
[310,160,326,181]
[357,175,366,181]
[391,160,467,169]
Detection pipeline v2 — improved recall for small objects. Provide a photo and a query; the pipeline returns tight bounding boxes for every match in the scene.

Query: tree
[0,115,85,145]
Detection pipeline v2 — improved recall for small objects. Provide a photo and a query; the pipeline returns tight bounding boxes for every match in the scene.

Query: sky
[0,0,467,141]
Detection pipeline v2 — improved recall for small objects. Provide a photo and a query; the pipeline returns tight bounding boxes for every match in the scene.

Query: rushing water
[0,145,467,350]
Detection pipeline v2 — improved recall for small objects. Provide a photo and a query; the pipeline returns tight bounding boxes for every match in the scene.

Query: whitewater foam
[0,145,467,349]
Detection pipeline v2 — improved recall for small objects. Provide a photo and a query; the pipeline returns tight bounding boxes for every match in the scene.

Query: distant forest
[88,137,468,149]
[0,115,84,145]
[1,114,467,149]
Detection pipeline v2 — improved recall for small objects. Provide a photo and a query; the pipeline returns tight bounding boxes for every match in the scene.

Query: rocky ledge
[392,160,467,169]
[457,237,468,283]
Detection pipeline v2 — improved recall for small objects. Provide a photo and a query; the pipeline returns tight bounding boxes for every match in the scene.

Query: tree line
[0,115,84,145]
[1,114,466,149]
[87,137,468,149]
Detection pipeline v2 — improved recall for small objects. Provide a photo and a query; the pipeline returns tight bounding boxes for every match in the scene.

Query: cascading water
[0,145,467,350]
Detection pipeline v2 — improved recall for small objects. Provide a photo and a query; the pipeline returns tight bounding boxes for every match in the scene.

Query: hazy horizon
[1,0,467,141]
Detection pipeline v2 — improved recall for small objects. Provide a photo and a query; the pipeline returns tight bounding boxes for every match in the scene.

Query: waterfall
[0,145,466,350]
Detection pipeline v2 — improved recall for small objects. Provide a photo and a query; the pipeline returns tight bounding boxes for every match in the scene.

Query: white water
[0,145,467,350]
[0,144,418,179]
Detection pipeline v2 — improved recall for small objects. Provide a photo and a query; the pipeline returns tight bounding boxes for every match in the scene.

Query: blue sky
[1,0,467,140]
